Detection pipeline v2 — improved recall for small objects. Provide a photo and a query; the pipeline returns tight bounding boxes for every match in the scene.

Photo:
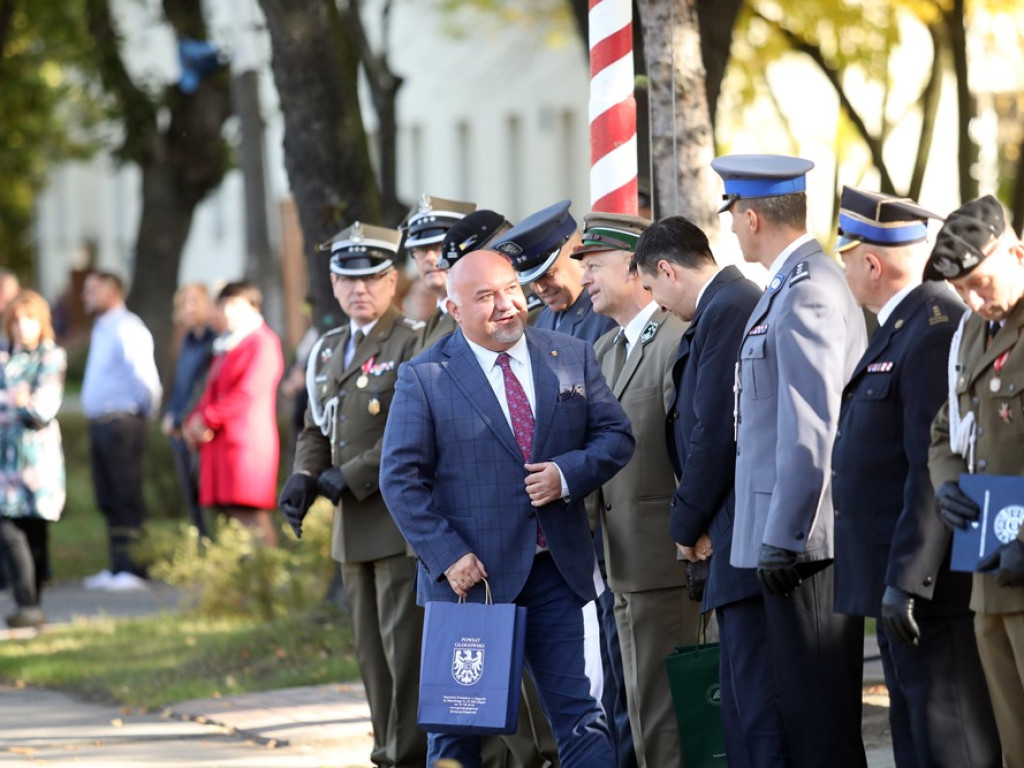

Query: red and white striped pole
[589,0,638,215]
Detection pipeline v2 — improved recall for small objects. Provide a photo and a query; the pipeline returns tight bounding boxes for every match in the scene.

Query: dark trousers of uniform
[169,436,206,538]
[716,594,789,768]
[429,552,614,768]
[878,617,1000,768]
[763,564,866,768]
[342,553,426,768]
[0,517,48,608]
[88,414,147,577]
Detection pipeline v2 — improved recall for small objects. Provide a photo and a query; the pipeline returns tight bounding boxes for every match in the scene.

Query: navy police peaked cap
[924,195,1007,281]
[492,199,577,284]
[437,210,512,270]
[836,186,941,254]
[399,195,476,249]
[710,154,815,214]
[318,222,402,277]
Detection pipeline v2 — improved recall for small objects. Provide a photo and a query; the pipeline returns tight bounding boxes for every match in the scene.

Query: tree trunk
[257,0,381,333]
[233,69,282,335]
[907,23,943,202]
[944,0,977,202]
[695,0,742,131]
[635,0,717,231]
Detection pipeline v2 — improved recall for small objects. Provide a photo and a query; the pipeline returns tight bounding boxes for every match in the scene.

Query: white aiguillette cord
[948,310,976,473]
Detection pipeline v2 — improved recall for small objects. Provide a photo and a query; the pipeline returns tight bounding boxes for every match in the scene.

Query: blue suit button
[527,511,536,519]
[794,531,805,540]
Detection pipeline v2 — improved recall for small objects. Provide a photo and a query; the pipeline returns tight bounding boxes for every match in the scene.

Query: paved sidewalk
[0,581,896,766]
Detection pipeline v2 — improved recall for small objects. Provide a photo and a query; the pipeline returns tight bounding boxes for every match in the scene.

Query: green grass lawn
[0,610,359,710]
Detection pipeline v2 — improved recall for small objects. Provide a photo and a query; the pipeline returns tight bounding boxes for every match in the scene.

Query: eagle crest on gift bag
[452,649,484,686]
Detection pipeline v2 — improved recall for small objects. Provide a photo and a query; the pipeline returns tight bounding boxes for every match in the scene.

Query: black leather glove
[935,481,980,530]
[278,473,318,539]
[316,467,348,505]
[757,543,802,596]
[978,539,1024,587]
[880,586,920,646]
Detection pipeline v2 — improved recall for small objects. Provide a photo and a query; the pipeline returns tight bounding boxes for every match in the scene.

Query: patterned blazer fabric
[381,325,635,605]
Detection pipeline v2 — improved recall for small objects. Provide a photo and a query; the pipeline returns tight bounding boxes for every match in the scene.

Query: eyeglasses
[335,270,394,287]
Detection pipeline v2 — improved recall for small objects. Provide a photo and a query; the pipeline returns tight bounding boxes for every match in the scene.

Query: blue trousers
[428,552,614,768]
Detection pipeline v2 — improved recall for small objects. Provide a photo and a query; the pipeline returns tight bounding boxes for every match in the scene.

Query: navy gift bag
[417,581,527,735]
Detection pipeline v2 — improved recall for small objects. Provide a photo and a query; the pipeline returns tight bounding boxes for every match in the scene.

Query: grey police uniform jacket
[732,239,867,569]
[293,305,422,565]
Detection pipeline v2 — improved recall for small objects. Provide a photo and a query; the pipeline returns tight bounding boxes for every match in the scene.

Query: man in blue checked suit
[381,249,634,768]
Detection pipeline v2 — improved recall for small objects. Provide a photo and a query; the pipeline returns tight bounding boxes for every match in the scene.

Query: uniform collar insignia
[768,273,785,294]
[640,320,659,345]
[788,260,810,287]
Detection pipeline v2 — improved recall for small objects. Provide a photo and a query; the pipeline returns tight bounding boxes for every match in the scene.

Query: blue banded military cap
[836,186,941,254]
[924,195,1007,281]
[710,154,815,214]
[399,194,476,249]
[317,222,402,277]
[437,210,512,270]
[492,199,577,284]
[571,212,652,258]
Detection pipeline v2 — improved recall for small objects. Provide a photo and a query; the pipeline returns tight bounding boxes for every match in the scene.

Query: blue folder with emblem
[951,474,1024,572]
[417,591,527,734]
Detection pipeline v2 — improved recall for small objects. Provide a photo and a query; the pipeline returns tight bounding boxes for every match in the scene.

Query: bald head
[446,250,529,351]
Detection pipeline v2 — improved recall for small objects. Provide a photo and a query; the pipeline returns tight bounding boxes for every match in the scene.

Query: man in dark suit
[831,187,1000,768]
[634,215,787,767]
[494,200,615,344]
[713,154,868,768]
[381,249,634,768]
[279,222,427,768]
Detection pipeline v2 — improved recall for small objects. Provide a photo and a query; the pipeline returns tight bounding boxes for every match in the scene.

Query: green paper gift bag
[665,623,727,768]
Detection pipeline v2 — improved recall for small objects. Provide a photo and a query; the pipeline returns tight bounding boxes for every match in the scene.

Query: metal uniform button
[972,396,980,406]
[977,427,984,437]
[605,503,612,511]
[1010,383,1016,393]
[836,429,842,439]
[923,576,934,587]
[977,459,987,470]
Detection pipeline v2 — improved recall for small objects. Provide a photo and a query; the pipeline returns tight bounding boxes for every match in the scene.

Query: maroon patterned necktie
[496,352,547,548]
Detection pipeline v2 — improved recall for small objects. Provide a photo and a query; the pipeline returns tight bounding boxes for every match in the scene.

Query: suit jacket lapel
[444,330,524,461]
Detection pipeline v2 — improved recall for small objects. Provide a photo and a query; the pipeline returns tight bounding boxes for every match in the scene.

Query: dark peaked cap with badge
[710,154,815,214]
[492,199,577,284]
[835,186,941,254]
[436,209,511,270]
[924,194,1008,281]
[318,222,402,276]
[399,194,476,249]
[571,211,651,258]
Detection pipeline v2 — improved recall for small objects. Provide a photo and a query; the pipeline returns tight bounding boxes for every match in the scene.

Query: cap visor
[516,250,560,284]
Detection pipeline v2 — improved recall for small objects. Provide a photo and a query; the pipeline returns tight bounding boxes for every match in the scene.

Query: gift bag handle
[693,611,712,656]
[457,578,493,605]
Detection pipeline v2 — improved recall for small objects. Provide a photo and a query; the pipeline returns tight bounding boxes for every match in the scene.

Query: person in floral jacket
[0,289,66,629]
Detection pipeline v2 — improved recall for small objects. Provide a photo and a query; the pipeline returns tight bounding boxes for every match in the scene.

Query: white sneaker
[83,569,114,590]
[105,572,150,592]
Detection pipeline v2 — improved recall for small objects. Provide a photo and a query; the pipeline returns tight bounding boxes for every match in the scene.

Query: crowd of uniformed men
[276,152,1024,768]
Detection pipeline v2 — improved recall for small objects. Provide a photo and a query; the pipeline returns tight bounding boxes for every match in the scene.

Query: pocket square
[558,384,586,402]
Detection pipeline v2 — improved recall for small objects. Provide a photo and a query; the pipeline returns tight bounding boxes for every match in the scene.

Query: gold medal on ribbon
[368,397,381,415]
[357,374,369,389]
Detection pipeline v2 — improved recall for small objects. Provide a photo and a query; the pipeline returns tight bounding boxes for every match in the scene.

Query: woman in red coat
[186,281,283,545]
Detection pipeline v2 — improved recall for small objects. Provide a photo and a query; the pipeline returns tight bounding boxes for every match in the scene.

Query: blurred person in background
[0,290,67,628]
[0,267,19,594]
[162,283,215,538]
[185,281,283,546]
[81,271,162,592]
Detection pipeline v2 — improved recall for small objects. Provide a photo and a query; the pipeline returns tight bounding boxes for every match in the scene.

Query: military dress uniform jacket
[833,283,969,618]
[293,305,422,565]
[416,307,456,353]
[668,266,763,611]
[930,298,1024,615]
[534,290,616,345]
[732,240,868,568]
[591,309,688,593]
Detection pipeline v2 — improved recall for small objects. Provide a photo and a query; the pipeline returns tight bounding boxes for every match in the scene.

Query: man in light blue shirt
[80,271,162,592]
